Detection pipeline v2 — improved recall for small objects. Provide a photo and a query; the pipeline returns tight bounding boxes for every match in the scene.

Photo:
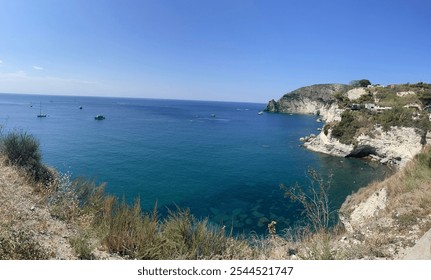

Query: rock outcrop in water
[266,82,431,167]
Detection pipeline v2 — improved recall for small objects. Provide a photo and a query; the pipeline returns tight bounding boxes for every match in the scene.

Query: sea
[0,93,391,234]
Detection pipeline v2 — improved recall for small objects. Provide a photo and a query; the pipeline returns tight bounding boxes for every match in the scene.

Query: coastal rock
[318,103,345,122]
[346,87,368,100]
[402,227,431,259]
[303,125,424,167]
[355,126,423,167]
[265,84,349,122]
[396,91,416,97]
[341,188,388,234]
[266,99,278,112]
[266,83,427,167]
[303,129,353,157]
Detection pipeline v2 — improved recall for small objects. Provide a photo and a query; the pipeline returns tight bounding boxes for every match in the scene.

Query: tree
[350,79,371,88]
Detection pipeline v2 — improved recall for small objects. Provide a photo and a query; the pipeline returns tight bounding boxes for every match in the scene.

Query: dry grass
[95,199,252,260]
[0,156,76,259]
[337,145,431,259]
[0,229,52,260]
[386,146,431,219]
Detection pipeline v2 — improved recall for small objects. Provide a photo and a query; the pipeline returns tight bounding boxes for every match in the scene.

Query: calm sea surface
[0,93,390,234]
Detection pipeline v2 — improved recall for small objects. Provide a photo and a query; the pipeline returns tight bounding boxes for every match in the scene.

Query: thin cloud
[32,65,44,70]
[0,70,111,96]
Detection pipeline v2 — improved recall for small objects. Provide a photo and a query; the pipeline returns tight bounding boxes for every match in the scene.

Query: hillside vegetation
[329,82,431,145]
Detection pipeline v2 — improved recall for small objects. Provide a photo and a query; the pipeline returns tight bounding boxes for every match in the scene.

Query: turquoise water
[0,93,390,234]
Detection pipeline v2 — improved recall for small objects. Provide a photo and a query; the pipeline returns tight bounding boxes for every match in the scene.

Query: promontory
[265,81,431,167]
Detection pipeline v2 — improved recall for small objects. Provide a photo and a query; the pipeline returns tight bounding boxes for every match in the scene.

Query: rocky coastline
[266,83,431,168]
[302,125,426,167]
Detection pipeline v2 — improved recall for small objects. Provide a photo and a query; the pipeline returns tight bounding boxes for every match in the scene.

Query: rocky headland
[266,83,348,122]
[265,82,431,168]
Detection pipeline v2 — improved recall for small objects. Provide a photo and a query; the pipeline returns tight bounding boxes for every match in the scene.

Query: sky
[0,0,430,103]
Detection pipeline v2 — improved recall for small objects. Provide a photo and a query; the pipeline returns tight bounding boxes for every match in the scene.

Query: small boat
[258,111,264,115]
[37,102,47,118]
[94,115,105,120]
[79,106,83,110]
[211,114,216,118]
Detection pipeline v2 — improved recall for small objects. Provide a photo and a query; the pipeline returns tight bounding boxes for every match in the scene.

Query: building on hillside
[364,103,376,110]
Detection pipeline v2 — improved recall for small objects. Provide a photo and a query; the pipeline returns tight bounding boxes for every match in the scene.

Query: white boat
[258,111,264,115]
[95,115,105,120]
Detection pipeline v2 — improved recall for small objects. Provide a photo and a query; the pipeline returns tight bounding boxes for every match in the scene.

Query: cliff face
[302,129,353,157]
[265,84,349,122]
[303,126,425,167]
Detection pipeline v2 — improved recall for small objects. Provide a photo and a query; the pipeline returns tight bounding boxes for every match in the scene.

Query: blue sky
[0,0,430,103]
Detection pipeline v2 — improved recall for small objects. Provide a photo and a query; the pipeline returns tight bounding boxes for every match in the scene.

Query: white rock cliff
[303,124,424,167]
[267,83,428,167]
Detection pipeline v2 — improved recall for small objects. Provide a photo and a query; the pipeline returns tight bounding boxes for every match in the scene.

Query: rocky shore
[302,126,426,167]
[266,83,431,168]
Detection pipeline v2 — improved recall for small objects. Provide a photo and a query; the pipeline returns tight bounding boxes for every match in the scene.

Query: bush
[350,79,371,88]
[0,231,51,260]
[2,131,41,167]
[1,131,53,184]
[331,111,360,144]
[69,235,95,260]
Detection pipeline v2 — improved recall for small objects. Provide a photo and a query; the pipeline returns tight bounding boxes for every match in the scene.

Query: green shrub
[350,79,371,87]
[323,124,330,136]
[376,106,417,130]
[70,235,94,260]
[2,131,41,167]
[331,111,360,144]
[1,131,53,184]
